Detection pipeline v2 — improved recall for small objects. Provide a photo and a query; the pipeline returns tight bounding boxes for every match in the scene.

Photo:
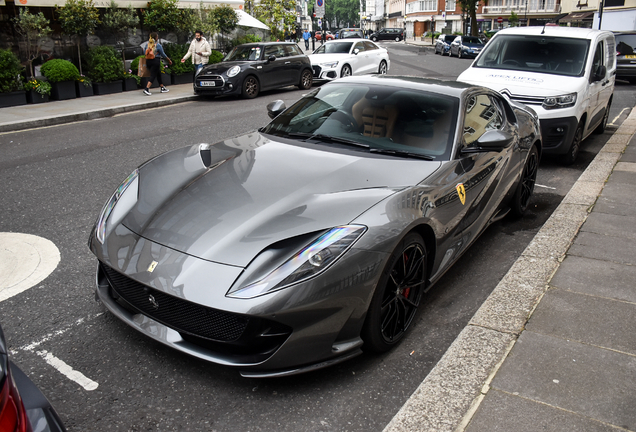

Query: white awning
[236,10,269,30]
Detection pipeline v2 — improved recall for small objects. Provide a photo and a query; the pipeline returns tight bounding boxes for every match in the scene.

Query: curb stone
[383,107,636,432]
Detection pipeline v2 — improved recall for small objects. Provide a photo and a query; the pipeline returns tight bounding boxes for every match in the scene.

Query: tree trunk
[470,8,478,36]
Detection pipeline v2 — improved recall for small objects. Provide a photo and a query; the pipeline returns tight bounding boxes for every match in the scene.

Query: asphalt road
[0,44,635,431]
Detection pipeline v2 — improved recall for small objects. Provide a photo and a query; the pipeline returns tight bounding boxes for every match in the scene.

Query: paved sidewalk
[385,111,636,432]
[1,72,634,432]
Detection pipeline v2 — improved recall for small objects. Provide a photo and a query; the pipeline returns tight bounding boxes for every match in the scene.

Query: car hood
[200,60,255,74]
[457,67,586,96]
[120,134,440,267]
[308,53,353,64]
[462,42,484,49]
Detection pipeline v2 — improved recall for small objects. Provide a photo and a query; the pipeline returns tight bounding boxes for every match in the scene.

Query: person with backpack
[143,32,172,96]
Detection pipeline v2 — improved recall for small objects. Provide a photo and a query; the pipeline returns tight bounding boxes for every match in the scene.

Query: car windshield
[341,30,363,38]
[224,45,262,61]
[616,34,636,56]
[261,82,458,160]
[313,42,354,54]
[463,36,482,44]
[475,35,590,76]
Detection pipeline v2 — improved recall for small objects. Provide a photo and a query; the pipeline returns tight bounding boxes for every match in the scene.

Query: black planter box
[51,80,76,100]
[0,91,27,108]
[171,72,194,85]
[26,90,49,104]
[93,80,123,95]
[122,77,137,91]
[76,81,94,98]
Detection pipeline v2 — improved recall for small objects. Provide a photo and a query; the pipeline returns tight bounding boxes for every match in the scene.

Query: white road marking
[0,233,60,302]
[37,350,99,391]
[535,184,557,190]
[609,107,629,126]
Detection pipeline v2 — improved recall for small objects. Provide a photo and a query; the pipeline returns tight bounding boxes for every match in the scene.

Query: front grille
[509,95,544,106]
[197,75,224,87]
[312,65,322,78]
[101,263,248,342]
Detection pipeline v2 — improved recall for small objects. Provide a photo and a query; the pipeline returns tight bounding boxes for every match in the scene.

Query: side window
[463,94,504,145]
[605,37,615,71]
[364,41,378,51]
[591,41,604,76]
[264,45,278,57]
[354,42,365,52]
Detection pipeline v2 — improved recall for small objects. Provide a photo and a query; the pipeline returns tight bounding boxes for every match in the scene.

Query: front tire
[511,144,539,217]
[458,49,463,59]
[242,76,259,99]
[362,232,427,353]
[372,36,378,42]
[340,64,352,78]
[560,120,583,165]
[298,69,313,89]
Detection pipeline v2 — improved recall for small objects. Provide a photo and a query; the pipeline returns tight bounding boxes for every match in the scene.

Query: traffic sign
[497,16,503,23]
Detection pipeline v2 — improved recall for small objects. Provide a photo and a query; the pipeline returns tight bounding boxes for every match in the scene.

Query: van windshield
[475,35,590,77]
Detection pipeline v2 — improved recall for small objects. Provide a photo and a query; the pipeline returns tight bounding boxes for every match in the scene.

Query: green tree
[142,0,182,33]
[458,0,479,36]
[12,8,52,77]
[209,5,238,48]
[101,1,140,73]
[56,0,100,75]
[326,0,359,29]
[508,10,519,27]
[254,0,295,40]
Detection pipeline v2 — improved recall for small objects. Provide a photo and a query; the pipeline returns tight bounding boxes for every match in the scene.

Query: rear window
[475,35,590,77]
[616,34,636,56]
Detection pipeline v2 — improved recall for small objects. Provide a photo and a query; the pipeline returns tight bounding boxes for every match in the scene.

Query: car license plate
[625,55,636,59]
[200,81,215,87]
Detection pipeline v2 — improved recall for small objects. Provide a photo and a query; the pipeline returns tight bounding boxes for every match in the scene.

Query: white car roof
[495,26,613,40]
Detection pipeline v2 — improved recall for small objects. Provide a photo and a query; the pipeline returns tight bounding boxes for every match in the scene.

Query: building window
[446,0,456,11]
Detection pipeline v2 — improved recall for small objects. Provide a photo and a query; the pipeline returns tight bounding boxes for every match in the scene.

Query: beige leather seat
[352,99,398,138]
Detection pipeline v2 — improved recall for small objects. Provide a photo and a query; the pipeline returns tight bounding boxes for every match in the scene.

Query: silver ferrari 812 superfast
[88,76,541,377]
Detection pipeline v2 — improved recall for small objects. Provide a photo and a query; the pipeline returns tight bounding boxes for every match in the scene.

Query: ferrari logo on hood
[456,183,466,205]
[147,261,158,273]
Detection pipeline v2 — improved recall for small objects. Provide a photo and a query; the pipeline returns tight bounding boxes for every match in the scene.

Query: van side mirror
[267,100,286,119]
[593,65,607,82]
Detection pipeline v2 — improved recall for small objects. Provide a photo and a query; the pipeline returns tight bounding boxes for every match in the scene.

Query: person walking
[303,29,310,50]
[181,30,211,75]
[143,32,172,96]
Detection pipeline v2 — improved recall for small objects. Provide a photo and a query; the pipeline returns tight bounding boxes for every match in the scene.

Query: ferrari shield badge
[147,261,158,273]
[456,183,466,205]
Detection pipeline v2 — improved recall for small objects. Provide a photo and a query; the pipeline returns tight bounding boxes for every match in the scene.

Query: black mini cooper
[194,42,313,99]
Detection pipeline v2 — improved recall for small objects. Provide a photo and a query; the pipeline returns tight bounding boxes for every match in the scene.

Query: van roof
[495,26,613,40]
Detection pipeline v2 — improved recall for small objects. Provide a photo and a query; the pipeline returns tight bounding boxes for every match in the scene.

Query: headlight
[320,61,339,68]
[227,225,367,299]
[227,65,241,77]
[95,169,139,244]
[542,93,577,110]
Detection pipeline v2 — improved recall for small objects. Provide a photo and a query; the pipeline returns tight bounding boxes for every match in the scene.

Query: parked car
[614,31,636,84]
[458,27,615,165]
[315,31,335,41]
[308,39,390,81]
[89,75,540,378]
[193,42,313,99]
[435,34,457,55]
[449,35,485,58]
[337,28,364,39]
[0,322,66,432]
[370,28,404,42]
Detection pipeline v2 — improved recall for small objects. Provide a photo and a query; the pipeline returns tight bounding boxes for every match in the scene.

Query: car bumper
[90,225,386,376]
[193,73,241,96]
[461,49,481,58]
[312,65,339,81]
[539,116,579,154]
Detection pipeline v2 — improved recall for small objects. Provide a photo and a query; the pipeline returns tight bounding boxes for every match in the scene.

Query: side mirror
[267,100,286,119]
[593,65,607,82]
[353,48,360,55]
[268,55,276,63]
[463,130,514,153]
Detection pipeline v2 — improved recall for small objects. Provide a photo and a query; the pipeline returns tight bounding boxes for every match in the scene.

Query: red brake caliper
[402,252,411,299]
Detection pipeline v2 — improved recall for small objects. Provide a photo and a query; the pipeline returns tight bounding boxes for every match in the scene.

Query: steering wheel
[329,110,357,132]
[503,59,521,66]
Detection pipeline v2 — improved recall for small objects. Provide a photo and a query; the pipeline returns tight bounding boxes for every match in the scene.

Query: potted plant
[24,78,51,104]
[40,58,80,100]
[0,49,27,108]
[163,43,194,84]
[76,74,93,97]
[122,69,139,91]
[84,45,124,95]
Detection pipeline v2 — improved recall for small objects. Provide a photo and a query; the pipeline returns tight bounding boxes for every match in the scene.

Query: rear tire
[378,60,388,75]
[511,144,539,217]
[560,121,583,166]
[362,232,427,353]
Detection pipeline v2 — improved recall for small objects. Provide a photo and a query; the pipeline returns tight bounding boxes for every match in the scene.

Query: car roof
[238,42,300,47]
[332,75,484,98]
[495,26,613,40]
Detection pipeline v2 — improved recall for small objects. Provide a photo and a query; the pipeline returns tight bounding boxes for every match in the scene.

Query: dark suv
[370,28,404,42]
[615,32,636,84]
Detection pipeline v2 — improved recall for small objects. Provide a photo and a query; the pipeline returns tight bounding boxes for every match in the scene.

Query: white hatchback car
[308,39,390,82]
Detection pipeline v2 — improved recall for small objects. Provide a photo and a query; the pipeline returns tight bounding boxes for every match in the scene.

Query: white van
[458,27,615,164]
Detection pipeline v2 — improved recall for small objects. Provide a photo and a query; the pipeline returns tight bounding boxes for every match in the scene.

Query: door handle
[285,61,291,64]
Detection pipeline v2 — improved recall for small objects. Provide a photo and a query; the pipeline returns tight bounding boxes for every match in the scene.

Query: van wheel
[594,101,611,134]
[560,121,583,166]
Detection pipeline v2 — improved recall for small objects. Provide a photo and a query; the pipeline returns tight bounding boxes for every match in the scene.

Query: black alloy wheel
[378,60,388,74]
[341,64,352,78]
[511,144,539,217]
[362,232,427,352]
[242,76,259,99]
[298,69,313,89]
[372,36,378,42]
[560,121,583,165]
